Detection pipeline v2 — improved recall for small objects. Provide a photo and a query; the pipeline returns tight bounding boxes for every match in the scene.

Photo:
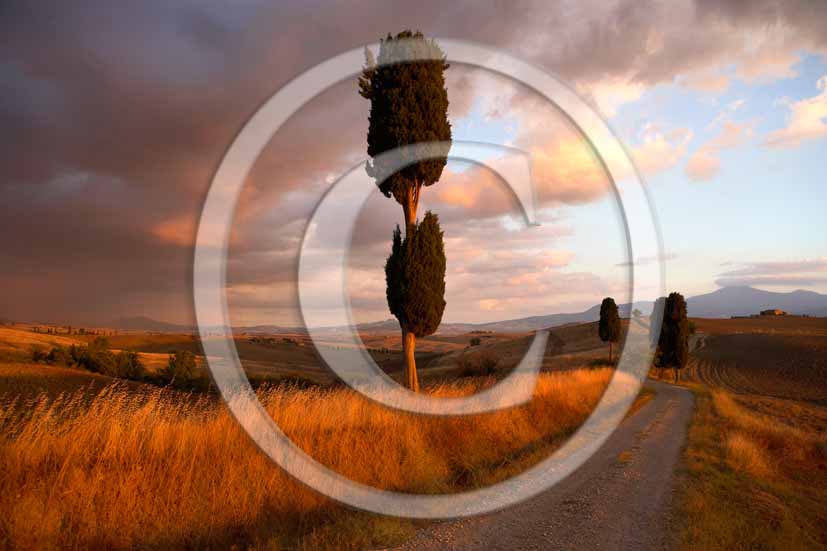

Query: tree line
[598,292,691,382]
[31,337,202,390]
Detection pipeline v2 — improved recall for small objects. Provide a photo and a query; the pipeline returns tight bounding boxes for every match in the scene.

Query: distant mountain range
[685,286,827,318]
[110,316,195,333]
[110,286,827,334]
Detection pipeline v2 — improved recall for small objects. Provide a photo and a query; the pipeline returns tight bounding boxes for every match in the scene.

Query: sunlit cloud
[765,75,827,148]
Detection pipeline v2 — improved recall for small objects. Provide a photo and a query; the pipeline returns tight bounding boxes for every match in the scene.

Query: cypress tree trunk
[400,182,422,392]
[403,329,419,391]
[609,342,613,363]
[674,367,680,383]
[402,183,421,235]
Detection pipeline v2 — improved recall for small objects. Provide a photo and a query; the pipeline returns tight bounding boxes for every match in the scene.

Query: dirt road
[385,380,693,551]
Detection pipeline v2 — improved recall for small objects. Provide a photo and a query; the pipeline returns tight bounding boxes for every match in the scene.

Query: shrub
[29,346,48,363]
[46,346,72,366]
[457,349,500,377]
[162,350,197,384]
[75,337,117,375]
[115,350,146,380]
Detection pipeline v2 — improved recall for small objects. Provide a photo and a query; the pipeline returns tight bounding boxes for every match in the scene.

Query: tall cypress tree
[598,297,621,363]
[362,31,451,391]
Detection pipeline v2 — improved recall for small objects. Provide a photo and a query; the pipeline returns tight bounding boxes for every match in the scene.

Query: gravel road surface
[383,380,693,551]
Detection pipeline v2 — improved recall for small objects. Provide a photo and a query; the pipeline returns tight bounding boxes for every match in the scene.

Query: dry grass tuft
[724,432,774,478]
[0,368,614,550]
[679,385,827,550]
[712,390,827,468]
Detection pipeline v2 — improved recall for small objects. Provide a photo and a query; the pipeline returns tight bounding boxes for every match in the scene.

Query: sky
[1,0,826,327]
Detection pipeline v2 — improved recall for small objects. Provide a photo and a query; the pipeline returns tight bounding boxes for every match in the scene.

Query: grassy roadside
[296,383,656,550]
[677,383,827,550]
[0,367,656,551]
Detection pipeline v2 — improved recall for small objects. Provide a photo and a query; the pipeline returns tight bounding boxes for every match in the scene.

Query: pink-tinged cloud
[152,214,197,247]
[765,75,827,148]
[685,150,720,181]
[714,258,827,288]
[685,117,752,182]
[680,70,731,93]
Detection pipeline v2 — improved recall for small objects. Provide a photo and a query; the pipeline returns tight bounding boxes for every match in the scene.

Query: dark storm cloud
[2,0,826,324]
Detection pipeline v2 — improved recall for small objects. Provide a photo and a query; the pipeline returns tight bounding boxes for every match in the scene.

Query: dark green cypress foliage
[400,212,446,338]
[656,292,689,382]
[598,297,621,362]
[651,296,667,375]
[650,296,667,351]
[385,213,446,339]
[359,30,451,229]
[385,225,405,325]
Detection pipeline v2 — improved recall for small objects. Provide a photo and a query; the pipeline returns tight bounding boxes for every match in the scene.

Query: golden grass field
[10,315,827,550]
[0,322,620,551]
[678,316,827,550]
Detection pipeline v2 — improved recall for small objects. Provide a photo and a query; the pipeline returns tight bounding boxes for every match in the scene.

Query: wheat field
[0,368,614,550]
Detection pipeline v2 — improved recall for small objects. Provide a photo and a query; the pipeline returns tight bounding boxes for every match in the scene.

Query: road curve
[382,380,693,551]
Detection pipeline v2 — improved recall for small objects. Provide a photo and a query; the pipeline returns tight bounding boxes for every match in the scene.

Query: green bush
[46,346,72,366]
[75,337,117,375]
[115,350,146,380]
[30,346,48,363]
[457,349,500,377]
[162,350,197,385]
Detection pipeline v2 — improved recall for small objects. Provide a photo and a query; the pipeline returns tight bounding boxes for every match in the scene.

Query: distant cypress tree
[385,212,446,391]
[657,292,689,382]
[598,297,621,363]
[650,296,667,377]
[362,31,451,391]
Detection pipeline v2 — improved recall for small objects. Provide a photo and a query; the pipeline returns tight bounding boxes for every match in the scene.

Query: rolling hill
[105,286,827,335]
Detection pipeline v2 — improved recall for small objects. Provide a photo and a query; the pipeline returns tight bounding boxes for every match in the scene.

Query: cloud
[685,113,752,181]
[616,252,677,267]
[764,75,827,148]
[3,0,827,324]
[718,258,827,277]
[685,150,721,181]
[714,258,827,287]
[632,125,694,175]
[578,78,647,118]
[152,214,198,247]
[715,275,827,287]
[680,70,731,93]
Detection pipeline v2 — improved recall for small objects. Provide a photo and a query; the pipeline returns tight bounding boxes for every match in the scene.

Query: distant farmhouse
[732,308,789,319]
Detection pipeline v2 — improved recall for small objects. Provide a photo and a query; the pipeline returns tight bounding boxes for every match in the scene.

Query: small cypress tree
[657,292,689,383]
[650,296,667,378]
[598,297,621,363]
[385,212,446,391]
